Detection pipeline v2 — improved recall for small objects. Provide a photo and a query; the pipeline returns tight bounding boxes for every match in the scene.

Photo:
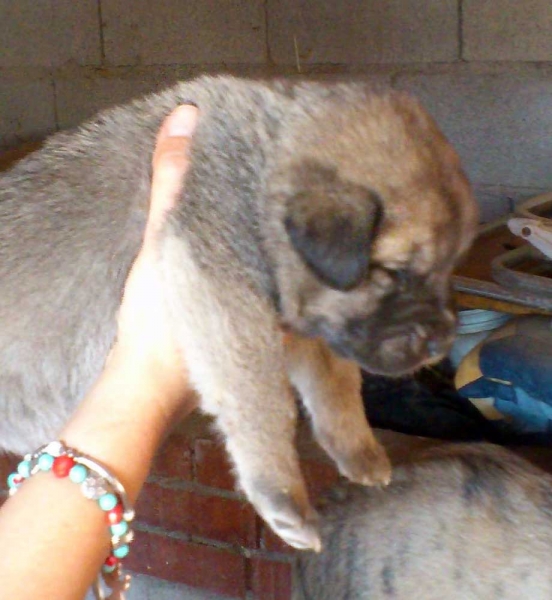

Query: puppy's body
[0,76,477,548]
[294,444,552,599]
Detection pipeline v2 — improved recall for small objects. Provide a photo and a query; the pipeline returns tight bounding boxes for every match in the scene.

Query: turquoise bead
[38,453,54,472]
[17,460,31,478]
[113,544,129,559]
[98,493,118,511]
[102,563,117,574]
[110,521,129,538]
[69,464,88,484]
[7,473,21,489]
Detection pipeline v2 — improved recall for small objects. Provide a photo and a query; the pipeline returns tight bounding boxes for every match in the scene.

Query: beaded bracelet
[7,440,135,600]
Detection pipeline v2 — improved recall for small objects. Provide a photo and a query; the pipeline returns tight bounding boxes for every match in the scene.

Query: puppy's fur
[0,76,477,549]
[294,444,552,599]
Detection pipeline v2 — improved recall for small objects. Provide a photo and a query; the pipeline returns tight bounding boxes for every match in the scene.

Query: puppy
[0,76,478,550]
[294,443,552,599]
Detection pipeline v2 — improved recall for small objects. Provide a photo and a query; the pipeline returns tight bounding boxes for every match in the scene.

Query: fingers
[144,104,199,243]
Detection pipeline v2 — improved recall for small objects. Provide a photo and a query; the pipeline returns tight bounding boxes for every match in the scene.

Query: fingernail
[166,104,199,138]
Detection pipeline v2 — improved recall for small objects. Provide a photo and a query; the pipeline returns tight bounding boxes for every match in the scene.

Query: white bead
[43,441,63,457]
[81,476,109,500]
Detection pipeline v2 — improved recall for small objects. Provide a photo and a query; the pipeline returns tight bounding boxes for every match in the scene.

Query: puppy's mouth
[376,324,452,373]
[326,319,455,378]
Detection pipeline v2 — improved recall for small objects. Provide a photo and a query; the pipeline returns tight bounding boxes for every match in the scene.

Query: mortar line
[97,0,106,64]
[264,0,273,66]
[52,75,60,132]
[458,0,465,61]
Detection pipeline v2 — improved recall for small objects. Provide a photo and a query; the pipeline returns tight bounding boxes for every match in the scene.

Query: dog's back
[294,443,552,600]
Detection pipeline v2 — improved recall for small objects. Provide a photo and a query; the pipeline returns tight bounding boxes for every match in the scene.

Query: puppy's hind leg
[285,334,391,487]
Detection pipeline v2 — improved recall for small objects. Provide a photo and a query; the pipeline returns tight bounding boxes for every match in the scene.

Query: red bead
[106,503,124,525]
[104,555,119,568]
[12,475,23,485]
[52,455,75,478]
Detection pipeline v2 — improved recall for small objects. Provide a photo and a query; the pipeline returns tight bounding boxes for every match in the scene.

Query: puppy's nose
[410,322,453,360]
[427,338,446,358]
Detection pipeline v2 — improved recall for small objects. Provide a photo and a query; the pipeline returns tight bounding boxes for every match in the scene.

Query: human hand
[108,104,199,406]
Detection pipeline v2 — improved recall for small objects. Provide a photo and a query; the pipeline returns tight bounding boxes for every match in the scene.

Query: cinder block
[267,0,459,65]
[0,1,101,67]
[0,78,56,148]
[473,184,549,223]
[396,72,552,189]
[102,0,266,65]
[472,188,512,223]
[55,73,179,131]
[464,0,552,61]
[85,574,232,600]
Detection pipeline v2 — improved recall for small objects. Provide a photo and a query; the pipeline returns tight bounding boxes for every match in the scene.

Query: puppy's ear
[284,163,382,291]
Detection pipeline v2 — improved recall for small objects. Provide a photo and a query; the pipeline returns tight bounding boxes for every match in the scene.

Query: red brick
[0,453,20,492]
[136,482,257,547]
[194,438,236,490]
[250,556,293,600]
[151,433,192,479]
[301,459,340,498]
[127,529,247,598]
[261,524,296,555]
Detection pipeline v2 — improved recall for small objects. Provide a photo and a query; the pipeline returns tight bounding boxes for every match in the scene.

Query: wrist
[106,342,188,404]
[60,367,184,501]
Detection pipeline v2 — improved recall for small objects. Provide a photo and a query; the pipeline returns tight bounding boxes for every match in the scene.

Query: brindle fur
[294,443,552,599]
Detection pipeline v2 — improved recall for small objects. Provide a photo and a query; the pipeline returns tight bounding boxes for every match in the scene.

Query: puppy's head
[270,87,478,377]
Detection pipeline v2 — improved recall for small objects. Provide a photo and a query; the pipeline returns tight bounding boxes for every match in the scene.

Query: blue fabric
[480,337,552,405]
[456,316,552,435]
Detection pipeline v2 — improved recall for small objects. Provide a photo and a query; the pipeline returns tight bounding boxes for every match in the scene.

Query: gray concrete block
[85,573,230,600]
[471,184,550,223]
[464,0,552,61]
[267,0,459,65]
[55,73,176,130]
[472,188,511,223]
[102,0,266,65]
[55,65,289,131]
[0,1,101,67]
[0,77,56,148]
[53,2,103,66]
[396,72,552,190]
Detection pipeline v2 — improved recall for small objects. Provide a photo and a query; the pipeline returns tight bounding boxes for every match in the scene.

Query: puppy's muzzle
[378,305,456,371]
[328,304,456,377]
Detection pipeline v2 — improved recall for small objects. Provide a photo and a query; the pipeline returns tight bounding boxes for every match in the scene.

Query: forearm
[0,359,193,600]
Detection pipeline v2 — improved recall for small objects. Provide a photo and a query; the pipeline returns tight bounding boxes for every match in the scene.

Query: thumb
[144,104,199,245]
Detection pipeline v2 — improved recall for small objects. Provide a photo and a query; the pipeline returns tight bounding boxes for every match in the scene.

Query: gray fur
[0,76,477,549]
[294,444,552,599]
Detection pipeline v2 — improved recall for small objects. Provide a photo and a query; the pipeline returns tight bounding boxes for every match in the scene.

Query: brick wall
[2,419,552,598]
[3,1,552,220]
[0,413,343,599]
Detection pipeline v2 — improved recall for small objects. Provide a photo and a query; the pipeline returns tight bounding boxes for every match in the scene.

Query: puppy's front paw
[336,441,392,487]
[317,428,392,487]
[250,482,322,552]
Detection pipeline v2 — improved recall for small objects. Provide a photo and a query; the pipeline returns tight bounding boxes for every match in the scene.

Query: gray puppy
[294,443,552,599]
[0,76,477,550]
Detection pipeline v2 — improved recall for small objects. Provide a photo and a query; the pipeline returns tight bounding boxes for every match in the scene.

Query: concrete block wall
[3,1,552,220]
